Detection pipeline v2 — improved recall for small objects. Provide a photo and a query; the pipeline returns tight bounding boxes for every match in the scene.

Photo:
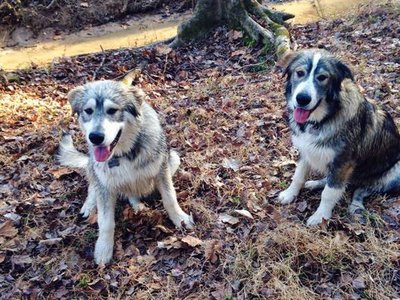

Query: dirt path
[0,12,190,70]
[0,0,385,71]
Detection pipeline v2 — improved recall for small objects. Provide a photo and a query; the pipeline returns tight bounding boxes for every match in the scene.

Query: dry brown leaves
[0,2,399,299]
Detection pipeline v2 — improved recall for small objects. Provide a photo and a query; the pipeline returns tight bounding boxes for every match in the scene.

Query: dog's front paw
[306,209,332,226]
[278,188,298,205]
[304,180,325,190]
[171,212,194,230]
[94,238,114,265]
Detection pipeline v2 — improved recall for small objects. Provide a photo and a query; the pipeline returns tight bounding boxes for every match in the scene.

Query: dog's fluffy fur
[278,49,400,225]
[58,80,194,264]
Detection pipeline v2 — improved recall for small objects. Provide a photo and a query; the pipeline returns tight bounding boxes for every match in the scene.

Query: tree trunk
[170,0,294,59]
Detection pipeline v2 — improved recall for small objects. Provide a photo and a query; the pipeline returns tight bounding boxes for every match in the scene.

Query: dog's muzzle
[93,129,122,162]
[293,98,322,124]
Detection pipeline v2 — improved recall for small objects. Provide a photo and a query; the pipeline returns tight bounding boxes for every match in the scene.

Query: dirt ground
[0,0,189,31]
[0,2,399,300]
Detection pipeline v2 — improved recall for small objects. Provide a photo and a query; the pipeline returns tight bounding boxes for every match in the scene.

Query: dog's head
[278,49,354,125]
[68,80,145,162]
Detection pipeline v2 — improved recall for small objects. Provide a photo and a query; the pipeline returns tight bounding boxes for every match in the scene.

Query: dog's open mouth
[93,129,122,162]
[293,99,322,124]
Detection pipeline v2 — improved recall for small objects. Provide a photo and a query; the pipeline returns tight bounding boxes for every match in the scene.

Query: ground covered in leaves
[0,2,399,299]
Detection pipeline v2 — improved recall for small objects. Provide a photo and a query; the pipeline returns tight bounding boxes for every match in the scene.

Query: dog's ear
[276,50,298,77]
[336,60,354,82]
[125,86,145,118]
[67,86,85,115]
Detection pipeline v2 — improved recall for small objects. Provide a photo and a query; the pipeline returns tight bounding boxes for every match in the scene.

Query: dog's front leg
[307,162,353,225]
[80,183,97,217]
[306,185,345,226]
[94,187,116,265]
[278,158,310,204]
[157,169,194,229]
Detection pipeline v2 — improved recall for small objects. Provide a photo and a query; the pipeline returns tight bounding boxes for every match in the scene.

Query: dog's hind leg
[348,188,370,214]
[168,150,181,176]
[304,178,327,190]
[80,184,97,217]
[94,187,116,265]
[156,165,194,229]
[128,197,146,213]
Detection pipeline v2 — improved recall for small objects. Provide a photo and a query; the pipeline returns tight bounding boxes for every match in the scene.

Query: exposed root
[245,0,292,58]
[240,13,274,46]
[172,0,293,59]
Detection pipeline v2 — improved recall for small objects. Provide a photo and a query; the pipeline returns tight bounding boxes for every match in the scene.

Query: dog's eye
[84,108,93,115]
[317,74,328,82]
[107,108,118,115]
[296,70,305,77]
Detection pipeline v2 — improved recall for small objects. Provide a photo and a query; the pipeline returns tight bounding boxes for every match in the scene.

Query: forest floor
[0,2,399,299]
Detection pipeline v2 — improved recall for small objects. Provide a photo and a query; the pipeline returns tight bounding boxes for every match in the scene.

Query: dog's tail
[57,133,89,168]
[169,150,181,176]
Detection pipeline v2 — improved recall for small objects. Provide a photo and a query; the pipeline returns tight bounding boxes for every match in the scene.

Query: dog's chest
[292,133,336,173]
[93,160,156,196]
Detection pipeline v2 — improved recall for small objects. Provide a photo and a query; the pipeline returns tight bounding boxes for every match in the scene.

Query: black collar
[107,133,143,168]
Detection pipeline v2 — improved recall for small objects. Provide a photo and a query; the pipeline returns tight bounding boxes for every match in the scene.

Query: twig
[92,46,106,81]
[46,0,58,10]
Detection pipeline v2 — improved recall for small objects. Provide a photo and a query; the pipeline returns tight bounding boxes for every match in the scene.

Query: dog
[277,49,400,225]
[58,79,194,264]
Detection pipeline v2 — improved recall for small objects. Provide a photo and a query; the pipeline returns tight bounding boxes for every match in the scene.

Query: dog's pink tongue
[294,108,311,124]
[94,146,110,162]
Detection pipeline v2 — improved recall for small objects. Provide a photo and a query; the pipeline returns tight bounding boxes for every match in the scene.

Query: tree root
[240,13,274,47]
[245,0,292,58]
[171,0,294,59]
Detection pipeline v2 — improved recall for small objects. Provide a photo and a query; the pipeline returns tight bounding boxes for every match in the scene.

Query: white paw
[80,199,96,218]
[170,212,195,229]
[306,209,332,226]
[278,188,298,205]
[304,180,325,190]
[348,202,365,214]
[128,198,146,213]
[94,238,114,265]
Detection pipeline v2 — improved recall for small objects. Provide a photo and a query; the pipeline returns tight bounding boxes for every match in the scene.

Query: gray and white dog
[278,49,400,225]
[58,79,194,264]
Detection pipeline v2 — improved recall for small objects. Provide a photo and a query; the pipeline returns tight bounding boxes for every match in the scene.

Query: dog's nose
[89,132,105,145]
[296,93,312,107]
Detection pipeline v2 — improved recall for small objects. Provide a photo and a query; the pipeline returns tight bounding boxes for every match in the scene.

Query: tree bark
[170,0,294,59]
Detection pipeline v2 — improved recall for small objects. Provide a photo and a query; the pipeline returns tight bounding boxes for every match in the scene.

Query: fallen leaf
[154,224,173,234]
[181,235,203,247]
[154,44,172,55]
[296,201,307,212]
[0,220,18,237]
[234,209,254,219]
[50,167,75,179]
[218,213,240,225]
[157,236,183,250]
[352,276,366,289]
[204,240,222,263]
[11,255,32,266]
[222,158,240,172]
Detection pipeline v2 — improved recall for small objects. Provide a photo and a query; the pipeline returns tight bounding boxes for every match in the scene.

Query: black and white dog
[278,49,400,225]
[58,79,194,264]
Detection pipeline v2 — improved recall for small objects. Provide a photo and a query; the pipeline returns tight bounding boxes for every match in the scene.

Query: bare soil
[0,0,189,33]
